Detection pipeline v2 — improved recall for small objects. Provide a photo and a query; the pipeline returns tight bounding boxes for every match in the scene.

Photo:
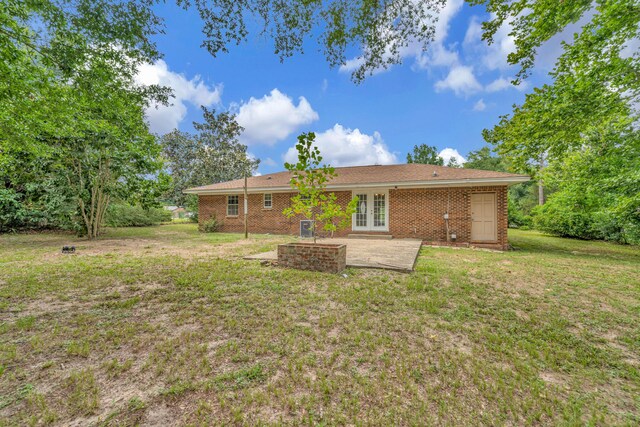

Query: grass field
[1,224,638,425]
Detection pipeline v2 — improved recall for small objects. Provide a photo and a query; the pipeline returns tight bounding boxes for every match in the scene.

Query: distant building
[164,206,191,219]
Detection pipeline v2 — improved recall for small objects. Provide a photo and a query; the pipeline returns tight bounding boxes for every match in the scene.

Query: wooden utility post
[244,173,248,239]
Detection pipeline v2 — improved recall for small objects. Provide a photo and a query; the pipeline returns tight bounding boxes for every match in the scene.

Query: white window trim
[351,189,389,232]
[263,193,273,209]
[227,195,239,216]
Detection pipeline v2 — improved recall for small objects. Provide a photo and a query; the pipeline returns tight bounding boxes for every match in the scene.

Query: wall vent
[300,220,315,238]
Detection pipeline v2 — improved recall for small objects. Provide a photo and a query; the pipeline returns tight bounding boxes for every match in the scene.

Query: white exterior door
[352,191,388,232]
[471,193,497,241]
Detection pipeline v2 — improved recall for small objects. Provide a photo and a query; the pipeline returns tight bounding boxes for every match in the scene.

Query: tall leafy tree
[161,108,259,206]
[482,1,639,164]
[177,0,445,82]
[406,144,444,165]
[463,147,507,172]
[1,0,170,237]
[480,1,640,242]
[0,0,166,149]
[182,1,638,86]
[532,140,640,244]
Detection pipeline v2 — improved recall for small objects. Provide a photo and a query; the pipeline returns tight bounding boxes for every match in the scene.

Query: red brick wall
[387,186,508,249]
[277,243,347,273]
[198,185,509,249]
[198,191,353,235]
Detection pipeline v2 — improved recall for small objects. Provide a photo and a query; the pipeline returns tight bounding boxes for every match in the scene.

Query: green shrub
[199,215,221,232]
[0,189,25,232]
[0,187,75,232]
[508,197,533,229]
[185,194,198,222]
[105,204,172,227]
[533,191,640,245]
[532,192,599,240]
[591,210,640,245]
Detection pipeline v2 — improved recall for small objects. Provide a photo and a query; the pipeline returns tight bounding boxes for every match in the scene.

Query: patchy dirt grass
[0,225,639,425]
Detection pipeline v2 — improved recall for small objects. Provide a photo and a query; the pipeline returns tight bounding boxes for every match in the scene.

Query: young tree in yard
[283,133,358,243]
[161,107,259,206]
[406,144,444,165]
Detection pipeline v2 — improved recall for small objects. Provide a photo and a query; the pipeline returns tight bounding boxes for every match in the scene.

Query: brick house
[185,164,529,250]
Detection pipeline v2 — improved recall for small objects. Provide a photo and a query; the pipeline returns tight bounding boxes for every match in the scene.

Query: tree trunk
[538,180,545,205]
[538,152,546,205]
[73,154,112,239]
[312,211,317,244]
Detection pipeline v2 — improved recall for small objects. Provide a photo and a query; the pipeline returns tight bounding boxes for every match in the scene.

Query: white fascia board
[183,187,293,195]
[183,176,530,195]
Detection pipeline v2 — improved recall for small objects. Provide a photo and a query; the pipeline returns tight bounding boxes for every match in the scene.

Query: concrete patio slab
[244,238,423,272]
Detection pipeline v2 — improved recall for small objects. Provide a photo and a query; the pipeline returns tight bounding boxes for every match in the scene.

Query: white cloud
[262,157,278,167]
[485,76,529,93]
[439,148,466,165]
[283,124,397,167]
[473,99,487,112]
[414,43,459,69]
[463,15,516,72]
[340,0,464,74]
[339,57,364,73]
[413,0,464,70]
[463,16,483,47]
[433,0,465,44]
[484,22,516,70]
[485,77,511,92]
[135,60,222,134]
[236,89,319,146]
[321,78,329,92]
[434,65,482,96]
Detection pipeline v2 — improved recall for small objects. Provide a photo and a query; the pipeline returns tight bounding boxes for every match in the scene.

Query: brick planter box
[277,243,347,273]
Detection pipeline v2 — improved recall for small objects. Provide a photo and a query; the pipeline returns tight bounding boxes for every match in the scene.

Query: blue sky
[137,1,570,175]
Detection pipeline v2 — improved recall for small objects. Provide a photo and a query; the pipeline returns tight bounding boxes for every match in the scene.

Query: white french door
[352,190,389,232]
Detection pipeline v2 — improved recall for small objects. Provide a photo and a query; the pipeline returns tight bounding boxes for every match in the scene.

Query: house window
[373,193,386,227]
[263,193,272,209]
[227,195,239,216]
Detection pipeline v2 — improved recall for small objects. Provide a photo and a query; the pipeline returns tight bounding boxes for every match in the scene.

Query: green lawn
[1,224,638,425]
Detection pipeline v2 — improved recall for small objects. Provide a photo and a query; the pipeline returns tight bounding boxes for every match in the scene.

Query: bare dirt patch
[539,371,569,388]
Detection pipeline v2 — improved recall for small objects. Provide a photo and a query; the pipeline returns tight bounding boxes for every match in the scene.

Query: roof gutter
[184,176,530,195]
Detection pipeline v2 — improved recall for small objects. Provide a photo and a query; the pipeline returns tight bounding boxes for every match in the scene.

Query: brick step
[347,234,393,240]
